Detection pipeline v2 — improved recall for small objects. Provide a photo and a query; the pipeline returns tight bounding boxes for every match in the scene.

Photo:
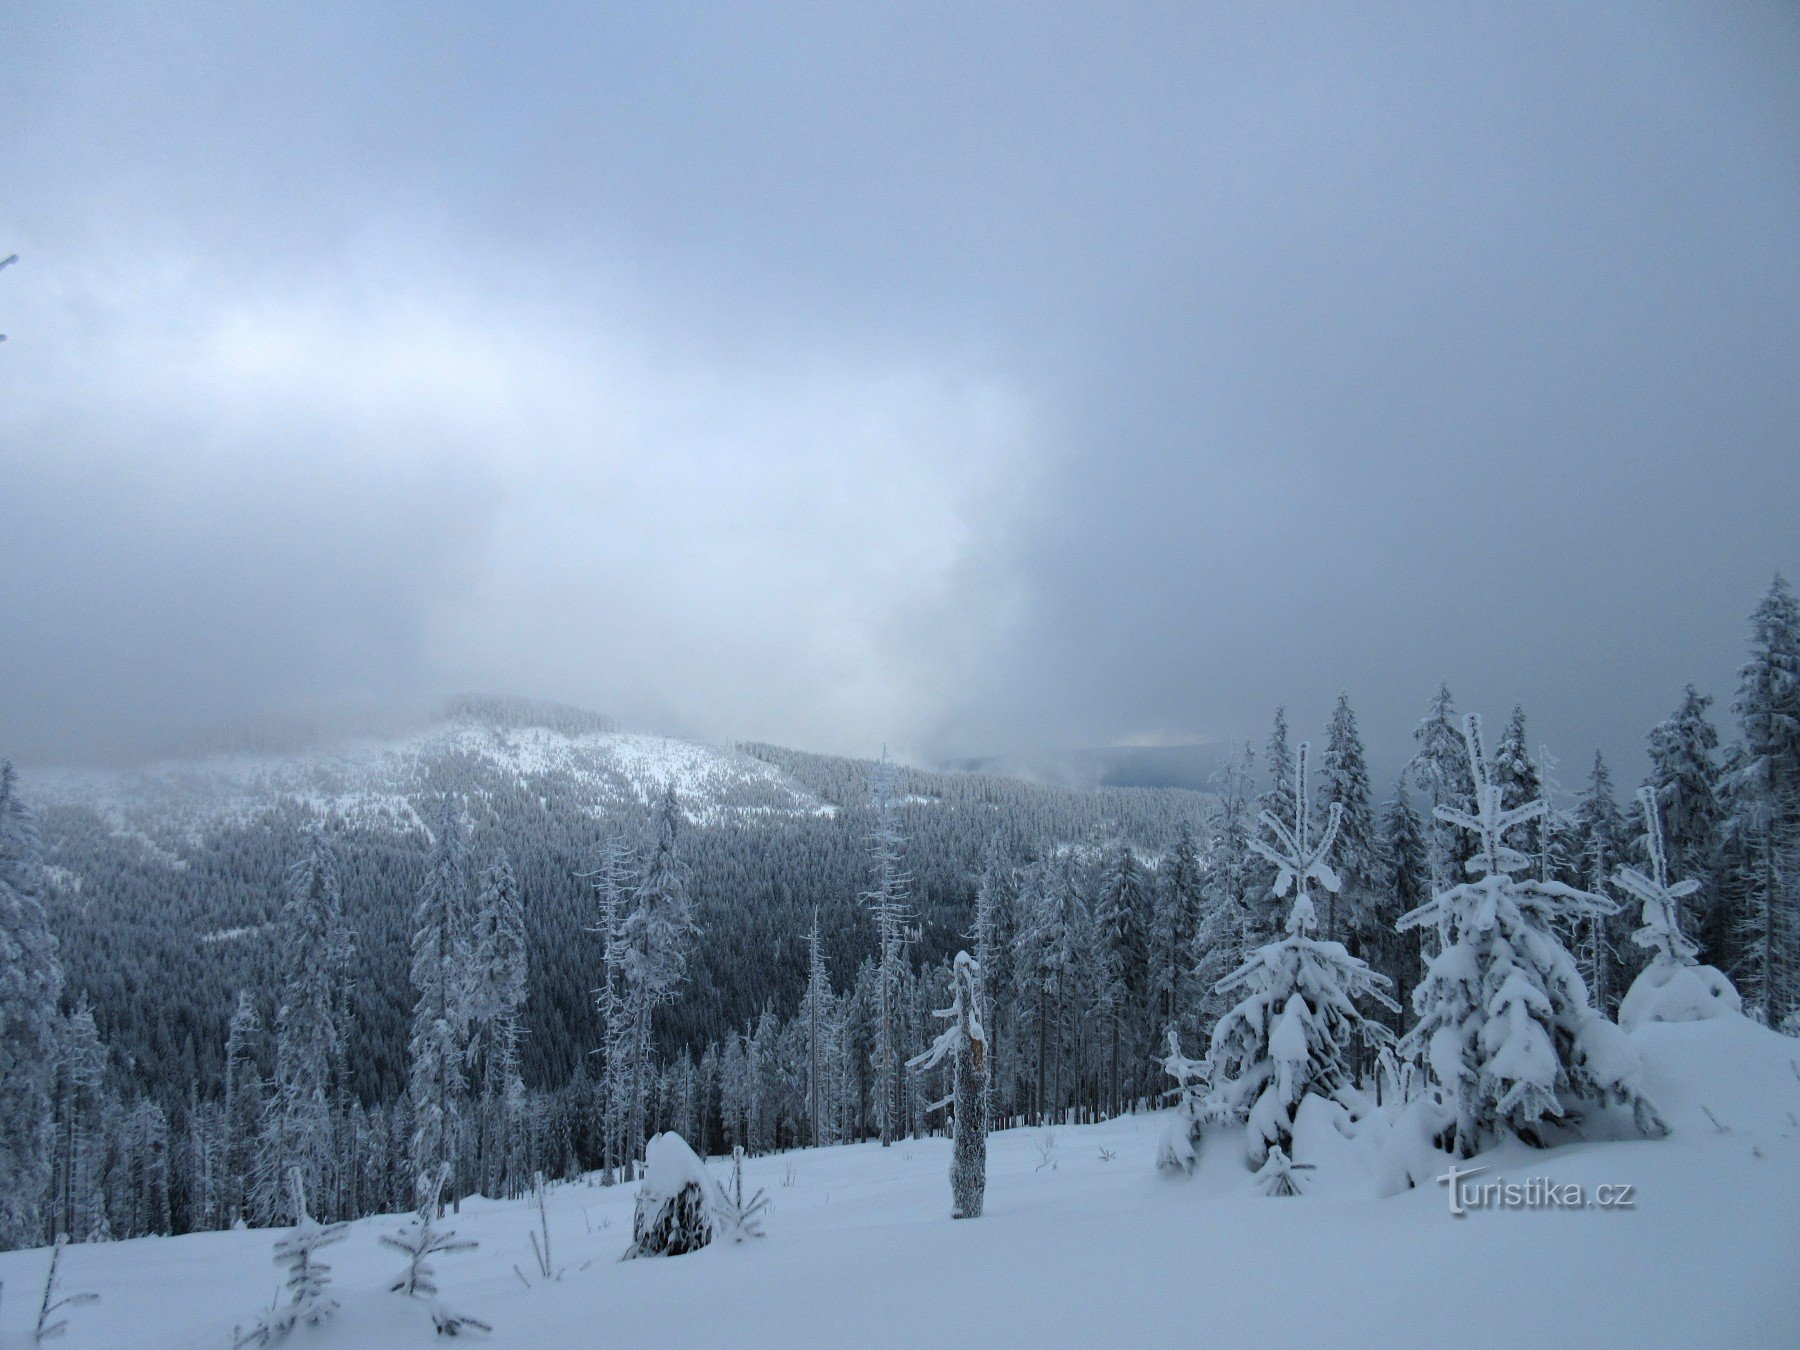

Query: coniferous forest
[1,576,1794,1247]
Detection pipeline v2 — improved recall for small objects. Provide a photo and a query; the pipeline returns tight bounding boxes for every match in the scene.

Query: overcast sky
[2,2,1796,785]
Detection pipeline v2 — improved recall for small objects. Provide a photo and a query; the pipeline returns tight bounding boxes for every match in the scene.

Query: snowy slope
[29,703,836,841]
[4,1016,1794,1349]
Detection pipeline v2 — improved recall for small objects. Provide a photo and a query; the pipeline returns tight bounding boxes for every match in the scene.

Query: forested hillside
[27,698,1206,1104]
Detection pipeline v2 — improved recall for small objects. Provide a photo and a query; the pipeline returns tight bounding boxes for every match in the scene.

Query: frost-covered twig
[33,1236,98,1344]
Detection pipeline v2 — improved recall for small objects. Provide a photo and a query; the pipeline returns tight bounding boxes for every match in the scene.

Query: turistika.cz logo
[1436,1163,1636,1216]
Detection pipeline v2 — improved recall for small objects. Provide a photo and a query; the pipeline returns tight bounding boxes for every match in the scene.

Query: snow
[638,1133,711,1204]
[28,714,836,843]
[1620,960,1742,1032]
[3,1016,1794,1348]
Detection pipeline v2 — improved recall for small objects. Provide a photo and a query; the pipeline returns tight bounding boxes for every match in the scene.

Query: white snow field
[3,1015,1796,1349]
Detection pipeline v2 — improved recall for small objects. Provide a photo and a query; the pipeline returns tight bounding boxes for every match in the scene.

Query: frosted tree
[1411,683,1477,896]
[1208,744,1395,1167]
[382,1169,490,1336]
[709,1145,769,1241]
[222,992,264,1227]
[235,1170,348,1345]
[1093,842,1149,1116]
[1616,788,1742,1030]
[1248,709,1298,941]
[1013,860,1083,1125]
[1317,693,1378,947]
[861,751,913,1145]
[269,840,343,1223]
[800,909,834,1146]
[1728,574,1800,1027]
[50,998,109,1243]
[1493,706,1544,860]
[1571,752,1630,1015]
[1399,714,1666,1157]
[0,761,62,1250]
[1645,685,1724,953]
[1250,1143,1313,1197]
[585,834,636,1181]
[616,786,699,1169]
[1370,784,1430,1029]
[468,847,526,1197]
[907,951,987,1218]
[1152,824,1204,1037]
[409,806,470,1206]
[1153,1024,1212,1175]
[1194,746,1258,1027]
[966,840,1012,1129]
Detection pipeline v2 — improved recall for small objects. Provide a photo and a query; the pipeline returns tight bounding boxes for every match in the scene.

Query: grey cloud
[2,1,1796,782]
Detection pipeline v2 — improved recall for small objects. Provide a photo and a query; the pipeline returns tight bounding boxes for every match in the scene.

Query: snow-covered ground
[4,1016,1796,1349]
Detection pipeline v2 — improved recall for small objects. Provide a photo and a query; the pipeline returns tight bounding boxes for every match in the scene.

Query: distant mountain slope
[24,698,1207,1107]
[33,696,836,842]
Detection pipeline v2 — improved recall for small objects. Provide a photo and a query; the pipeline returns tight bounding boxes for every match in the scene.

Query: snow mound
[1619,961,1743,1032]
[1629,1013,1800,1139]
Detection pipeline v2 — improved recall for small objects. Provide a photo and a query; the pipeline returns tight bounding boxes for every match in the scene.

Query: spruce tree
[468,847,526,1197]
[1372,783,1430,1030]
[800,910,834,1146]
[1093,841,1149,1116]
[861,753,913,1145]
[1153,824,1205,1037]
[1399,715,1666,1157]
[1728,575,1800,1027]
[270,840,343,1223]
[587,834,635,1180]
[1317,694,1378,948]
[1411,683,1477,894]
[907,952,987,1218]
[408,808,468,1208]
[1209,743,1394,1167]
[1572,752,1631,1015]
[1616,787,1742,1030]
[617,786,699,1168]
[1645,685,1724,957]
[0,762,62,1250]
[1194,747,1257,1028]
[966,840,1012,1130]
[51,997,108,1242]
[221,993,263,1228]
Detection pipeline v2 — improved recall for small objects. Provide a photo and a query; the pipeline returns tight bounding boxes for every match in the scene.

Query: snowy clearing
[3,1016,1794,1350]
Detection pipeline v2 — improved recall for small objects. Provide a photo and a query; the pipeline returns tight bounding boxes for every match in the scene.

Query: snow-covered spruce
[408,805,471,1208]
[1616,787,1743,1032]
[861,751,914,1147]
[624,1132,714,1258]
[1399,714,1667,1157]
[1153,1025,1211,1175]
[614,788,699,1173]
[710,1146,769,1242]
[381,1169,490,1336]
[907,950,988,1218]
[266,840,349,1225]
[1250,1143,1314,1197]
[234,1170,347,1346]
[0,762,64,1252]
[1207,744,1395,1169]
